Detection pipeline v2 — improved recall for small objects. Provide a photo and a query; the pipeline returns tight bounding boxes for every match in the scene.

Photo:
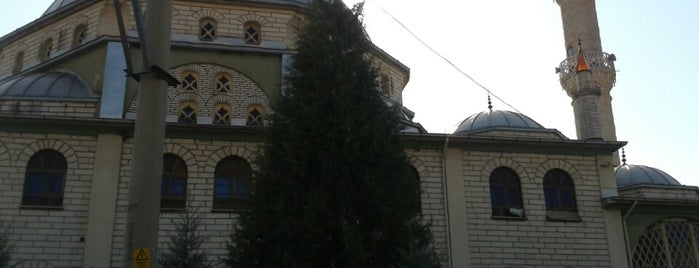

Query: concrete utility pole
[124,0,173,266]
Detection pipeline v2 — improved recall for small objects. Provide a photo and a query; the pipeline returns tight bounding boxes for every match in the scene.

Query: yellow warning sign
[133,248,151,268]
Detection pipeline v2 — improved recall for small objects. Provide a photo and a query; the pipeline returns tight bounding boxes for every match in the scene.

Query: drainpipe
[622,201,639,267]
[441,134,453,268]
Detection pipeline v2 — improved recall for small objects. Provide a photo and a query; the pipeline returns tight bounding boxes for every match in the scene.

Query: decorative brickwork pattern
[127,63,271,124]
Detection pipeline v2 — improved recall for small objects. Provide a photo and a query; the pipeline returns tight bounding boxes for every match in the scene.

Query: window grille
[632,218,699,268]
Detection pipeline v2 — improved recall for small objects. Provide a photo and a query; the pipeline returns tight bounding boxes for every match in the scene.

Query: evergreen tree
[226,0,441,267]
[0,227,10,268]
[159,210,211,268]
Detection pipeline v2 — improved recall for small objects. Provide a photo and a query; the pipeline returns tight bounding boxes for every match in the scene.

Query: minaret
[555,1,618,143]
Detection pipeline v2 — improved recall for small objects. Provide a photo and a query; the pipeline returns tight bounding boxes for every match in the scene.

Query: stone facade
[6,0,694,267]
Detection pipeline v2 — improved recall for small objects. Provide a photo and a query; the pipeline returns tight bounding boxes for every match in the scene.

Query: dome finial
[621,147,627,166]
[487,95,493,112]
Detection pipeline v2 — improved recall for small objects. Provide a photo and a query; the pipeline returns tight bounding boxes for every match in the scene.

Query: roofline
[618,184,698,192]
[1,114,624,154]
[603,196,699,209]
[399,132,625,155]
[454,126,569,140]
[0,0,98,46]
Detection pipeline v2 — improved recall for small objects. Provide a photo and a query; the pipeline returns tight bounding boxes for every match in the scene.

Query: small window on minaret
[380,74,391,95]
[567,47,575,58]
[39,39,54,62]
[12,51,24,74]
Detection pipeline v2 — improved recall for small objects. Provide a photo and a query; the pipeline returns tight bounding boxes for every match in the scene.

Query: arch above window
[489,166,525,219]
[244,21,261,45]
[213,156,252,210]
[178,101,197,124]
[22,149,67,207]
[161,153,187,210]
[199,18,217,41]
[246,104,264,126]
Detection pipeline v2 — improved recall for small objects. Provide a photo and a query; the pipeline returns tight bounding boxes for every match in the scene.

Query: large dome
[0,71,95,100]
[454,110,544,135]
[615,164,681,188]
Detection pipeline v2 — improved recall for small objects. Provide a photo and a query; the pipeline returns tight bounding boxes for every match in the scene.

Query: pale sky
[1,0,698,187]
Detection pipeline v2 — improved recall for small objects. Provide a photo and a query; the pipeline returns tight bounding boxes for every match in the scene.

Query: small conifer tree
[226,0,441,267]
[159,210,211,268]
[0,227,11,268]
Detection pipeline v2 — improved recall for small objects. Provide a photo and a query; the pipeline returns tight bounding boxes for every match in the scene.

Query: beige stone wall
[109,138,262,267]
[406,149,450,263]
[463,151,612,267]
[0,132,96,267]
[0,100,97,118]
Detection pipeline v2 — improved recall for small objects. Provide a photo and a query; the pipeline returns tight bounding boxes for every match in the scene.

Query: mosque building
[0,0,697,267]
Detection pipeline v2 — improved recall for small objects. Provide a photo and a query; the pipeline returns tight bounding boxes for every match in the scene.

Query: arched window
[380,74,391,95]
[22,149,67,207]
[489,166,524,218]
[246,105,264,126]
[244,21,261,45]
[73,24,88,47]
[199,18,217,41]
[39,38,54,62]
[214,72,232,93]
[12,51,24,75]
[406,165,422,214]
[213,156,252,210]
[161,153,187,209]
[213,103,231,126]
[543,169,579,221]
[632,218,699,268]
[178,102,197,124]
[181,71,199,91]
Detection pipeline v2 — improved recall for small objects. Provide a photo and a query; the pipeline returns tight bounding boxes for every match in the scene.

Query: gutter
[441,134,453,268]
[622,200,638,268]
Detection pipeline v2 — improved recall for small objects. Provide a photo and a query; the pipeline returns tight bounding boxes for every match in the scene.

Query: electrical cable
[365,0,522,114]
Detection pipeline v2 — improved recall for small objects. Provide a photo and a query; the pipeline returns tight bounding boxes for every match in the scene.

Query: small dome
[43,0,79,16]
[454,110,544,135]
[0,72,95,100]
[615,164,681,188]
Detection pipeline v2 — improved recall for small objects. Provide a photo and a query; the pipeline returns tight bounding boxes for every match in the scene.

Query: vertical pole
[124,0,172,267]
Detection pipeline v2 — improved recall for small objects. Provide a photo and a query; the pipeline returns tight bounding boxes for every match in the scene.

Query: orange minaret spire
[576,41,590,72]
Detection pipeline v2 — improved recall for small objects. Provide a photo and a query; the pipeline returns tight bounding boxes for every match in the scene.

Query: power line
[365,0,522,114]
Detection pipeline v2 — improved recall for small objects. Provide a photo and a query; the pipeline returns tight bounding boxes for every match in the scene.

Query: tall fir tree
[226,0,440,267]
[159,210,211,268]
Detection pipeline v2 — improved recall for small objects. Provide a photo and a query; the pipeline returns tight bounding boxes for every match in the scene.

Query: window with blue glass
[22,149,67,207]
[161,153,187,209]
[213,156,251,210]
[543,169,577,212]
[489,167,525,218]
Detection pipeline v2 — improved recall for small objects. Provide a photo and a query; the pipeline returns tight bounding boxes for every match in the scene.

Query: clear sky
[1,0,698,187]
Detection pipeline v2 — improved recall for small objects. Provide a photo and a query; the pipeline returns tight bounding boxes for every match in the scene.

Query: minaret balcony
[557,52,617,92]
